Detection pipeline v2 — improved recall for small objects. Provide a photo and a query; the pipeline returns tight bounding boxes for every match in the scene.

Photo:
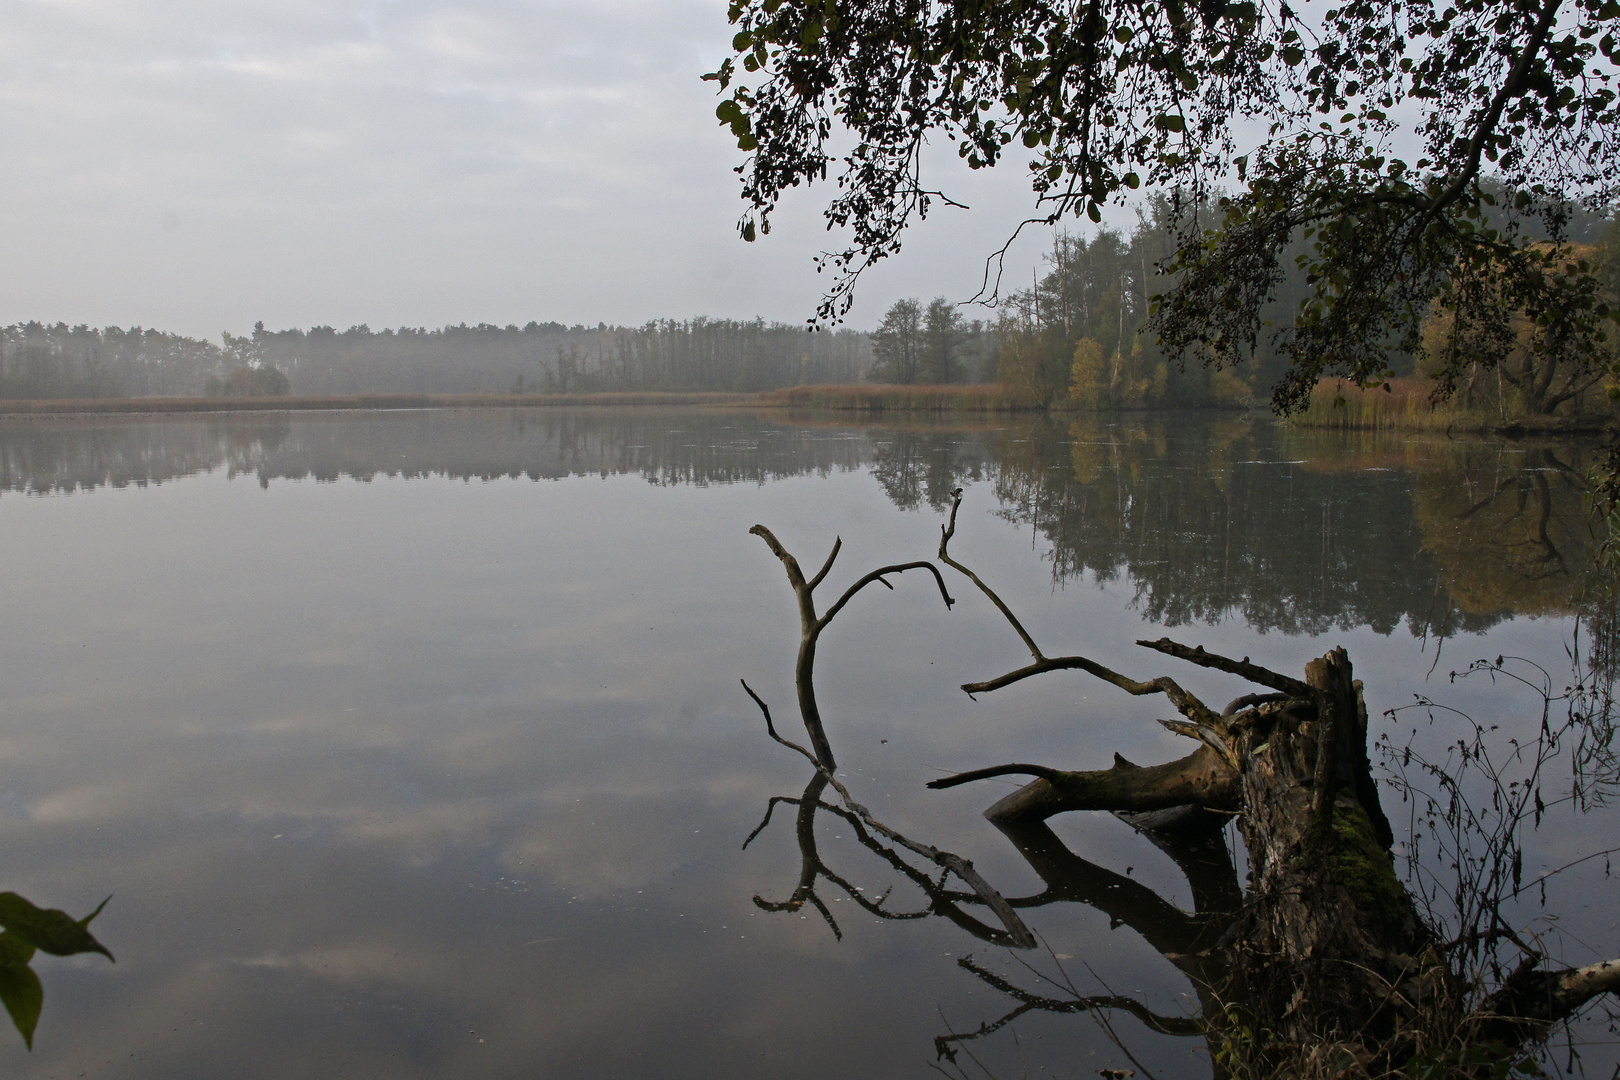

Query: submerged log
[925,489,1620,1074]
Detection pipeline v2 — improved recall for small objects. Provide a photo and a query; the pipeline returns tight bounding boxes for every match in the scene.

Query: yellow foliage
[1069,338,1108,409]
[1209,365,1252,406]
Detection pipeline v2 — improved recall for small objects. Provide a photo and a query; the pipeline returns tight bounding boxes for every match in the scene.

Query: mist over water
[0,408,1612,1077]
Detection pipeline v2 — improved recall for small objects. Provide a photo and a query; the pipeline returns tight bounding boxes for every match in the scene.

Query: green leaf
[0,961,41,1050]
[732,30,753,51]
[0,893,113,960]
[737,132,759,151]
[1282,45,1304,65]
[1155,113,1185,132]
[1113,25,1133,43]
[0,932,34,969]
[716,99,742,123]
[1123,171,1140,189]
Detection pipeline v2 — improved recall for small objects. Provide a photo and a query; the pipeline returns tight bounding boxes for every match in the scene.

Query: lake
[0,408,1614,1078]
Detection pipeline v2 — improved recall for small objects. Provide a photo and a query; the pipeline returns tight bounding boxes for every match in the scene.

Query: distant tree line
[0,323,224,399]
[230,319,872,395]
[860,199,1259,403]
[0,318,876,399]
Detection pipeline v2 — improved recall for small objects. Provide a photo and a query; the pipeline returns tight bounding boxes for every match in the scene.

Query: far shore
[0,385,1036,417]
[1,383,1614,440]
[0,391,766,416]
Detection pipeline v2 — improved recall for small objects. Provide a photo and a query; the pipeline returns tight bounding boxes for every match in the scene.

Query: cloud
[0,0,1051,336]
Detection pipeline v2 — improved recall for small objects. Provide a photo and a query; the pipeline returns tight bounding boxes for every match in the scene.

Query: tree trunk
[935,640,1614,1074]
[1215,649,1445,1070]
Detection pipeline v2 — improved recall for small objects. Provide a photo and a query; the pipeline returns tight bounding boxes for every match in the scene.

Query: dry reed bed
[1291,377,1618,435]
[760,384,1039,412]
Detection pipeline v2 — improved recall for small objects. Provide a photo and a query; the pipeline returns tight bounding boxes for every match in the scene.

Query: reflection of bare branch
[994,820,1234,964]
[935,818,1241,1066]
[741,678,1031,944]
[747,770,1035,947]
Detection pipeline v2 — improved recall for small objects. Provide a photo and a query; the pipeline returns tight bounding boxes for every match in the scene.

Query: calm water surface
[0,409,1613,1078]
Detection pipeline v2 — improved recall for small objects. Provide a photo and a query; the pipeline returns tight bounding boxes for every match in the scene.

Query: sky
[0,0,1067,337]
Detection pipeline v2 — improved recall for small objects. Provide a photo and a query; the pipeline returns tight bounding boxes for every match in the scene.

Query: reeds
[1292,376,1619,435]
[1289,377,1461,431]
[758,383,1039,413]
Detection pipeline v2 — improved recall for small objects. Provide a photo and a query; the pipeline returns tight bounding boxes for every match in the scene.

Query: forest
[0,317,875,399]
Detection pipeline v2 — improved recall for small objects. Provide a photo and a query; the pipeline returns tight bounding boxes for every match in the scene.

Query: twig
[940,488,1043,661]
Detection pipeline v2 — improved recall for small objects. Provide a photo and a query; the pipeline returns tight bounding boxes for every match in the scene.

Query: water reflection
[992,417,1607,636]
[1,407,1613,1075]
[3,410,1602,634]
[936,815,1233,1064]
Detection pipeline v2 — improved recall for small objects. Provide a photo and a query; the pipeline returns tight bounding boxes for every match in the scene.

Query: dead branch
[942,494,1236,758]
[939,488,1042,662]
[955,745,1242,824]
[751,523,954,769]
[925,763,1068,788]
[1472,955,1620,1043]
[1137,637,1314,698]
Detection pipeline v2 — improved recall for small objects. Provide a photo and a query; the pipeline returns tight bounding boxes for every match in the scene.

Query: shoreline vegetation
[0,391,763,416]
[1,379,1616,439]
[1289,377,1620,437]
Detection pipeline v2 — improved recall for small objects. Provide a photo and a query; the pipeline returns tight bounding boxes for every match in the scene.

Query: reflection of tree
[1412,444,1595,618]
[992,415,1612,637]
[0,891,113,1049]
[0,411,875,494]
[993,416,1462,635]
[867,429,990,511]
[11,410,1608,644]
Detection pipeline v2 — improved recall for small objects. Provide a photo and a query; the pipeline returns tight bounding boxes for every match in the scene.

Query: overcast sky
[0,0,1069,337]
